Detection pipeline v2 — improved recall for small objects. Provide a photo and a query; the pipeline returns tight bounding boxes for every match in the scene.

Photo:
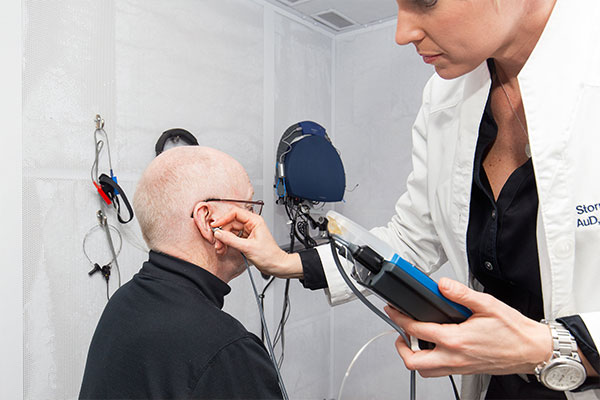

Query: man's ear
[192,203,215,243]
[192,203,227,255]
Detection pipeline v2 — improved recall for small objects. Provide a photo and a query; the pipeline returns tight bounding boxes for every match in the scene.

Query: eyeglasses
[190,198,264,218]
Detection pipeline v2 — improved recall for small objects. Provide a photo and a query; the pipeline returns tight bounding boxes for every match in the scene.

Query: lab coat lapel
[518,0,583,318]
[450,63,490,284]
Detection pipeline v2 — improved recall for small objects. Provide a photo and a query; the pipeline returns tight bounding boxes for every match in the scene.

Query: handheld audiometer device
[327,211,472,325]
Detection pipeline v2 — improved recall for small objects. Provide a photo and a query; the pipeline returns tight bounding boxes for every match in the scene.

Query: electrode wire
[98,210,122,288]
[244,254,289,400]
[82,224,123,267]
[83,213,124,301]
[94,127,114,177]
[338,331,396,400]
[119,224,150,254]
[278,127,303,164]
[91,140,104,185]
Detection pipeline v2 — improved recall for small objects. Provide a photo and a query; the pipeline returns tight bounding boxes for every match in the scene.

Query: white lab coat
[318,0,600,398]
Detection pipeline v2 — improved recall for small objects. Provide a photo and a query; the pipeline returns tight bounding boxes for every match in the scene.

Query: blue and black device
[349,244,472,325]
[275,121,345,202]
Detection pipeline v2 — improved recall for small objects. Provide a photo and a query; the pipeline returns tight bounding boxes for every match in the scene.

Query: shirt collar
[141,250,231,309]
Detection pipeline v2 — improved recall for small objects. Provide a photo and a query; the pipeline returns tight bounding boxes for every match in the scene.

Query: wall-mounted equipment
[155,128,199,157]
[275,121,345,203]
[263,121,346,371]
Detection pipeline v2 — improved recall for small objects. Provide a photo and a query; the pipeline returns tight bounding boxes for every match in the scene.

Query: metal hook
[96,209,107,226]
[95,114,105,130]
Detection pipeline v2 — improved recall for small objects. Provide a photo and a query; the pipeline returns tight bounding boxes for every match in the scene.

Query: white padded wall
[23,1,122,398]
[115,0,265,180]
[333,25,433,228]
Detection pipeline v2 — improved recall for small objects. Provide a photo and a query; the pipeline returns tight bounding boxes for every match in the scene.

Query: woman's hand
[384,277,553,377]
[211,208,303,279]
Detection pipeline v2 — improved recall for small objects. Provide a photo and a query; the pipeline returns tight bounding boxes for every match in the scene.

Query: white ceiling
[265,0,398,34]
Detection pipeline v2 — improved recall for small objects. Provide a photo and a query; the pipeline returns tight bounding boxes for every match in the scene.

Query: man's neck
[155,243,230,283]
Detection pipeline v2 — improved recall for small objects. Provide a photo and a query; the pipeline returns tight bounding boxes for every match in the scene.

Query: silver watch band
[534,319,586,389]
[544,320,581,362]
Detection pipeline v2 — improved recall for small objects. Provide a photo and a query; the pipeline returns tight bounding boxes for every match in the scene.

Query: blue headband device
[275,121,346,202]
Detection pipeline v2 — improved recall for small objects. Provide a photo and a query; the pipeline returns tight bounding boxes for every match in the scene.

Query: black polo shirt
[79,251,282,400]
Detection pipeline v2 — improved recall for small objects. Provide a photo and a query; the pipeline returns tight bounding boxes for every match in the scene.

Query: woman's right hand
[211,208,303,279]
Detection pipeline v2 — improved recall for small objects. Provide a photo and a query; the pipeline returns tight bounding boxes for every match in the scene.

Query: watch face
[544,361,587,391]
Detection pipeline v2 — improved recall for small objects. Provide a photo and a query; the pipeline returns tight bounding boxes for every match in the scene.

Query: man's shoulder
[191,334,281,399]
[181,304,251,340]
[95,273,251,348]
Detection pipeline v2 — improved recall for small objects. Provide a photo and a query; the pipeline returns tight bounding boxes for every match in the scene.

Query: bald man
[79,147,282,400]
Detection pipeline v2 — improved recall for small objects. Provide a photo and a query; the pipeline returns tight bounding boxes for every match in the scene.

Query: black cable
[296,217,317,248]
[272,200,319,367]
[260,199,298,355]
[263,276,276,292]
[259,200,295,364]
[293,223,310,248]
[273,279,291,368]
[273,282,291,346]
[329,238,409,340]
[329,238,414,400]
[244,255,290,400]
[288,202,309,246]
[330,238,415,400]
[271,208,297,367]
[280,295,291,368]
[283,199,294,221]
[285,202,317,249]
[260,276,276,343]
[329,236,461,400]
[449,375,460,400]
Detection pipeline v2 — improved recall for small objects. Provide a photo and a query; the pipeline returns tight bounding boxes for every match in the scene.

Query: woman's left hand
[384,277,552,377]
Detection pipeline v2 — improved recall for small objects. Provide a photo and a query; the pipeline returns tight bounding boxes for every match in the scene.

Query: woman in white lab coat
[211,0,600,398]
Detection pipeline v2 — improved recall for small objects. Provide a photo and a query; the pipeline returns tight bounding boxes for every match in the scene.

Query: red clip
[93,181,112,205]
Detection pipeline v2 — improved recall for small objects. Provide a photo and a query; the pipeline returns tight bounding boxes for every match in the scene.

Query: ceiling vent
[312,9,357,31]
[276,0,311,6]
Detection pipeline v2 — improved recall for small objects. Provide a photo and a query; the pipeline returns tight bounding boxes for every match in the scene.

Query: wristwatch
[534,320,587,391]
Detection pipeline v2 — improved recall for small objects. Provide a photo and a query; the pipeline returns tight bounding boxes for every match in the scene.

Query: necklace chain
[496,74,532,158]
